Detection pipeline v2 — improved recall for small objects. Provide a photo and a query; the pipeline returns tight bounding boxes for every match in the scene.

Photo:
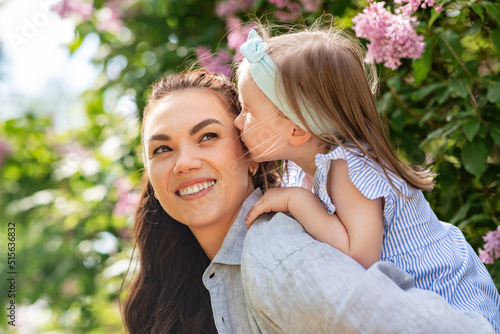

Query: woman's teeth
[178,180,216,196]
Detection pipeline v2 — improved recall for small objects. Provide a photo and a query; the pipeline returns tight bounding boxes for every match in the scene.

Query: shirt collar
[211,188,262,266]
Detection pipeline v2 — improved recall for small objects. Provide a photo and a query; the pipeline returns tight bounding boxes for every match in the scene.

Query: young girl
[234,26,500,331]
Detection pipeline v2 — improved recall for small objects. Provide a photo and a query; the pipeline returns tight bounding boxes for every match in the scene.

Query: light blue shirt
[204,188,494,333]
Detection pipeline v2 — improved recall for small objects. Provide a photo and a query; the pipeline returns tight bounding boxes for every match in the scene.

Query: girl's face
[143,89,254,235]
[234,63,291,162]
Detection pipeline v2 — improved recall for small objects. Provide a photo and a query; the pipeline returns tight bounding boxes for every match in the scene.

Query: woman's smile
[176,178,217,199]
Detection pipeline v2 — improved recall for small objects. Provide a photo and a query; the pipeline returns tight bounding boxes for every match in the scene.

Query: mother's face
[143,88,254,233]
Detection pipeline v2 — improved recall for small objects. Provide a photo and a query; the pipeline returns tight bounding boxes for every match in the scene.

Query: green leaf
[466,22,482,36]
[449,79,469,98]
[439,30,463,61]
[461,140,489,178]
[436,87,451,105]
[428,8,441,28]
[490,127,500,145]
[483,1,500,23]
[411,82,447,101]
[492,28,500,54]
[463,119,480,141]
[486,82,500,103]
[412,39,432,85]
[471,3,485,22]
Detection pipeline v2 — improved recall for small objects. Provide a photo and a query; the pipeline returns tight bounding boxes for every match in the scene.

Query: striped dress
[285,146,500,332]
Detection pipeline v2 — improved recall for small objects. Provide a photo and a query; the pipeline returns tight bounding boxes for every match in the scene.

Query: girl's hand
[245,187,305,228]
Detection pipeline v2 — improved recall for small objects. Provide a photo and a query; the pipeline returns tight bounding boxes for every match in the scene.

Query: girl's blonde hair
[246,20,435,192]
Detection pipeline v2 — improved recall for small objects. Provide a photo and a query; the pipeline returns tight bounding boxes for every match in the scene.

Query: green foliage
[0,0,499,331]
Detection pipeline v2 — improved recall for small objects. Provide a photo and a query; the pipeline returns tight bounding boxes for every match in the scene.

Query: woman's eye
[153,145,172,155]
[200,132,218,142]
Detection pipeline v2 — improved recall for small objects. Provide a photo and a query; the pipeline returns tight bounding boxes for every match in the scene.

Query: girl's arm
[245,187,350,252]
[328,159,384,268]
[245,159,384,268]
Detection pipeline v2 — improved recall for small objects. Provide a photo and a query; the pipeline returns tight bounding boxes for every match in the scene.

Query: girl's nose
[234,112,244,130]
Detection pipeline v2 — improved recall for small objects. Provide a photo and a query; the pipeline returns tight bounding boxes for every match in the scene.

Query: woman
[123,70,280,333]
[123,71,494,334]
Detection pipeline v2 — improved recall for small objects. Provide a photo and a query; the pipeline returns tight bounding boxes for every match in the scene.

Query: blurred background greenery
[0,0,499,332]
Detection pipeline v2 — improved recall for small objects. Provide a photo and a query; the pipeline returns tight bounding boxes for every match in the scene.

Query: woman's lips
[177,180,216,196]
[175,178,217,200]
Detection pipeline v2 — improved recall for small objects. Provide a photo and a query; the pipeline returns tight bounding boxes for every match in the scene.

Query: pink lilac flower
[478,226,500,264]
[113,178,140,216]
[394,0,438,13]
[196,46,232,78]
[274,10,300,21]
[352,1,425,70]
[268,0,318,20]
[51,0,93,20]
[300,0,322,12]
[96,0,124,33]
[216,0,255,18]
[479,248,495,265]
[225,18,255,60]
[267,0,288,8]
[0,140,12,170]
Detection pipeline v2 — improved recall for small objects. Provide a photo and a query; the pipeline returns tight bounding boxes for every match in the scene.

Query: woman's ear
[287,126,312,147]
[248,161,259,176]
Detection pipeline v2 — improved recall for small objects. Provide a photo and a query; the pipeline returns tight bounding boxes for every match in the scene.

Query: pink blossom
[300,0,322,12]
[479,249,495,265]
[394,0,438,13]
[268,0,320,12]
[113,178,140,217]
[196,46,232,78]
[352,1,424,70]
[483,228,500,251]
[478,226,500,264]
[268,0,319,20]
[51,0,93,21]
[226,18,255,59]
[216,0,255,18]
[96,0,124,33]
[268,0,288,8]
[274,10,300,21]
[0,140,12,170]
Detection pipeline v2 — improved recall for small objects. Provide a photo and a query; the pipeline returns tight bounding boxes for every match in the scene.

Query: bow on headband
[240,29,336,136]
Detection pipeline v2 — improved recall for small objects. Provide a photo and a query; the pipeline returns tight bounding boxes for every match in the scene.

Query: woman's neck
[190,218,234,260]
[190,185,254,260]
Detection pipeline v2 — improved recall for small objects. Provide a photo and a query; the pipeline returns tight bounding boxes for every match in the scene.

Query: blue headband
[240,29,335,136]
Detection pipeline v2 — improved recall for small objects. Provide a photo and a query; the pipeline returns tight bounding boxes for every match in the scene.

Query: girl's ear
[288,125,312,146]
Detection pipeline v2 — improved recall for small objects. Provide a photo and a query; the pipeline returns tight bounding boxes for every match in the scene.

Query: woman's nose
[172,147,203,175]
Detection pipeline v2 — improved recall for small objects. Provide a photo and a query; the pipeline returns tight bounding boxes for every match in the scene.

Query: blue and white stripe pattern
[286,145,500,332]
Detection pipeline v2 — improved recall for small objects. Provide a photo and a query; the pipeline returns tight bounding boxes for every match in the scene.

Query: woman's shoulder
[243,212,317,270]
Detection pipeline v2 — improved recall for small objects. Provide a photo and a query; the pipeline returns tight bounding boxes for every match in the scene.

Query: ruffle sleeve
[314,146,401,224]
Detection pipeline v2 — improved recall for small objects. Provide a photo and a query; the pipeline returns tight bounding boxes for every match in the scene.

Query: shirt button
[209,272,215,278]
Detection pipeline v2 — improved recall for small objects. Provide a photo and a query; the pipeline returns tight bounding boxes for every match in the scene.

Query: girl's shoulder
[315,145,383,176]
[315,145,411,199]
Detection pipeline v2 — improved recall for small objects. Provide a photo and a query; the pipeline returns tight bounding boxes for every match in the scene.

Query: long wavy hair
[123,71,280,334]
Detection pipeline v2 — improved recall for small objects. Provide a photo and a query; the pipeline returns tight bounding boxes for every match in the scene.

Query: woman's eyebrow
[148,133,171,143]
[190,118,223,135]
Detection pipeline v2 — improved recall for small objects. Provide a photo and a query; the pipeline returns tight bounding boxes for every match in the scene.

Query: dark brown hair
[123,71,280,333]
